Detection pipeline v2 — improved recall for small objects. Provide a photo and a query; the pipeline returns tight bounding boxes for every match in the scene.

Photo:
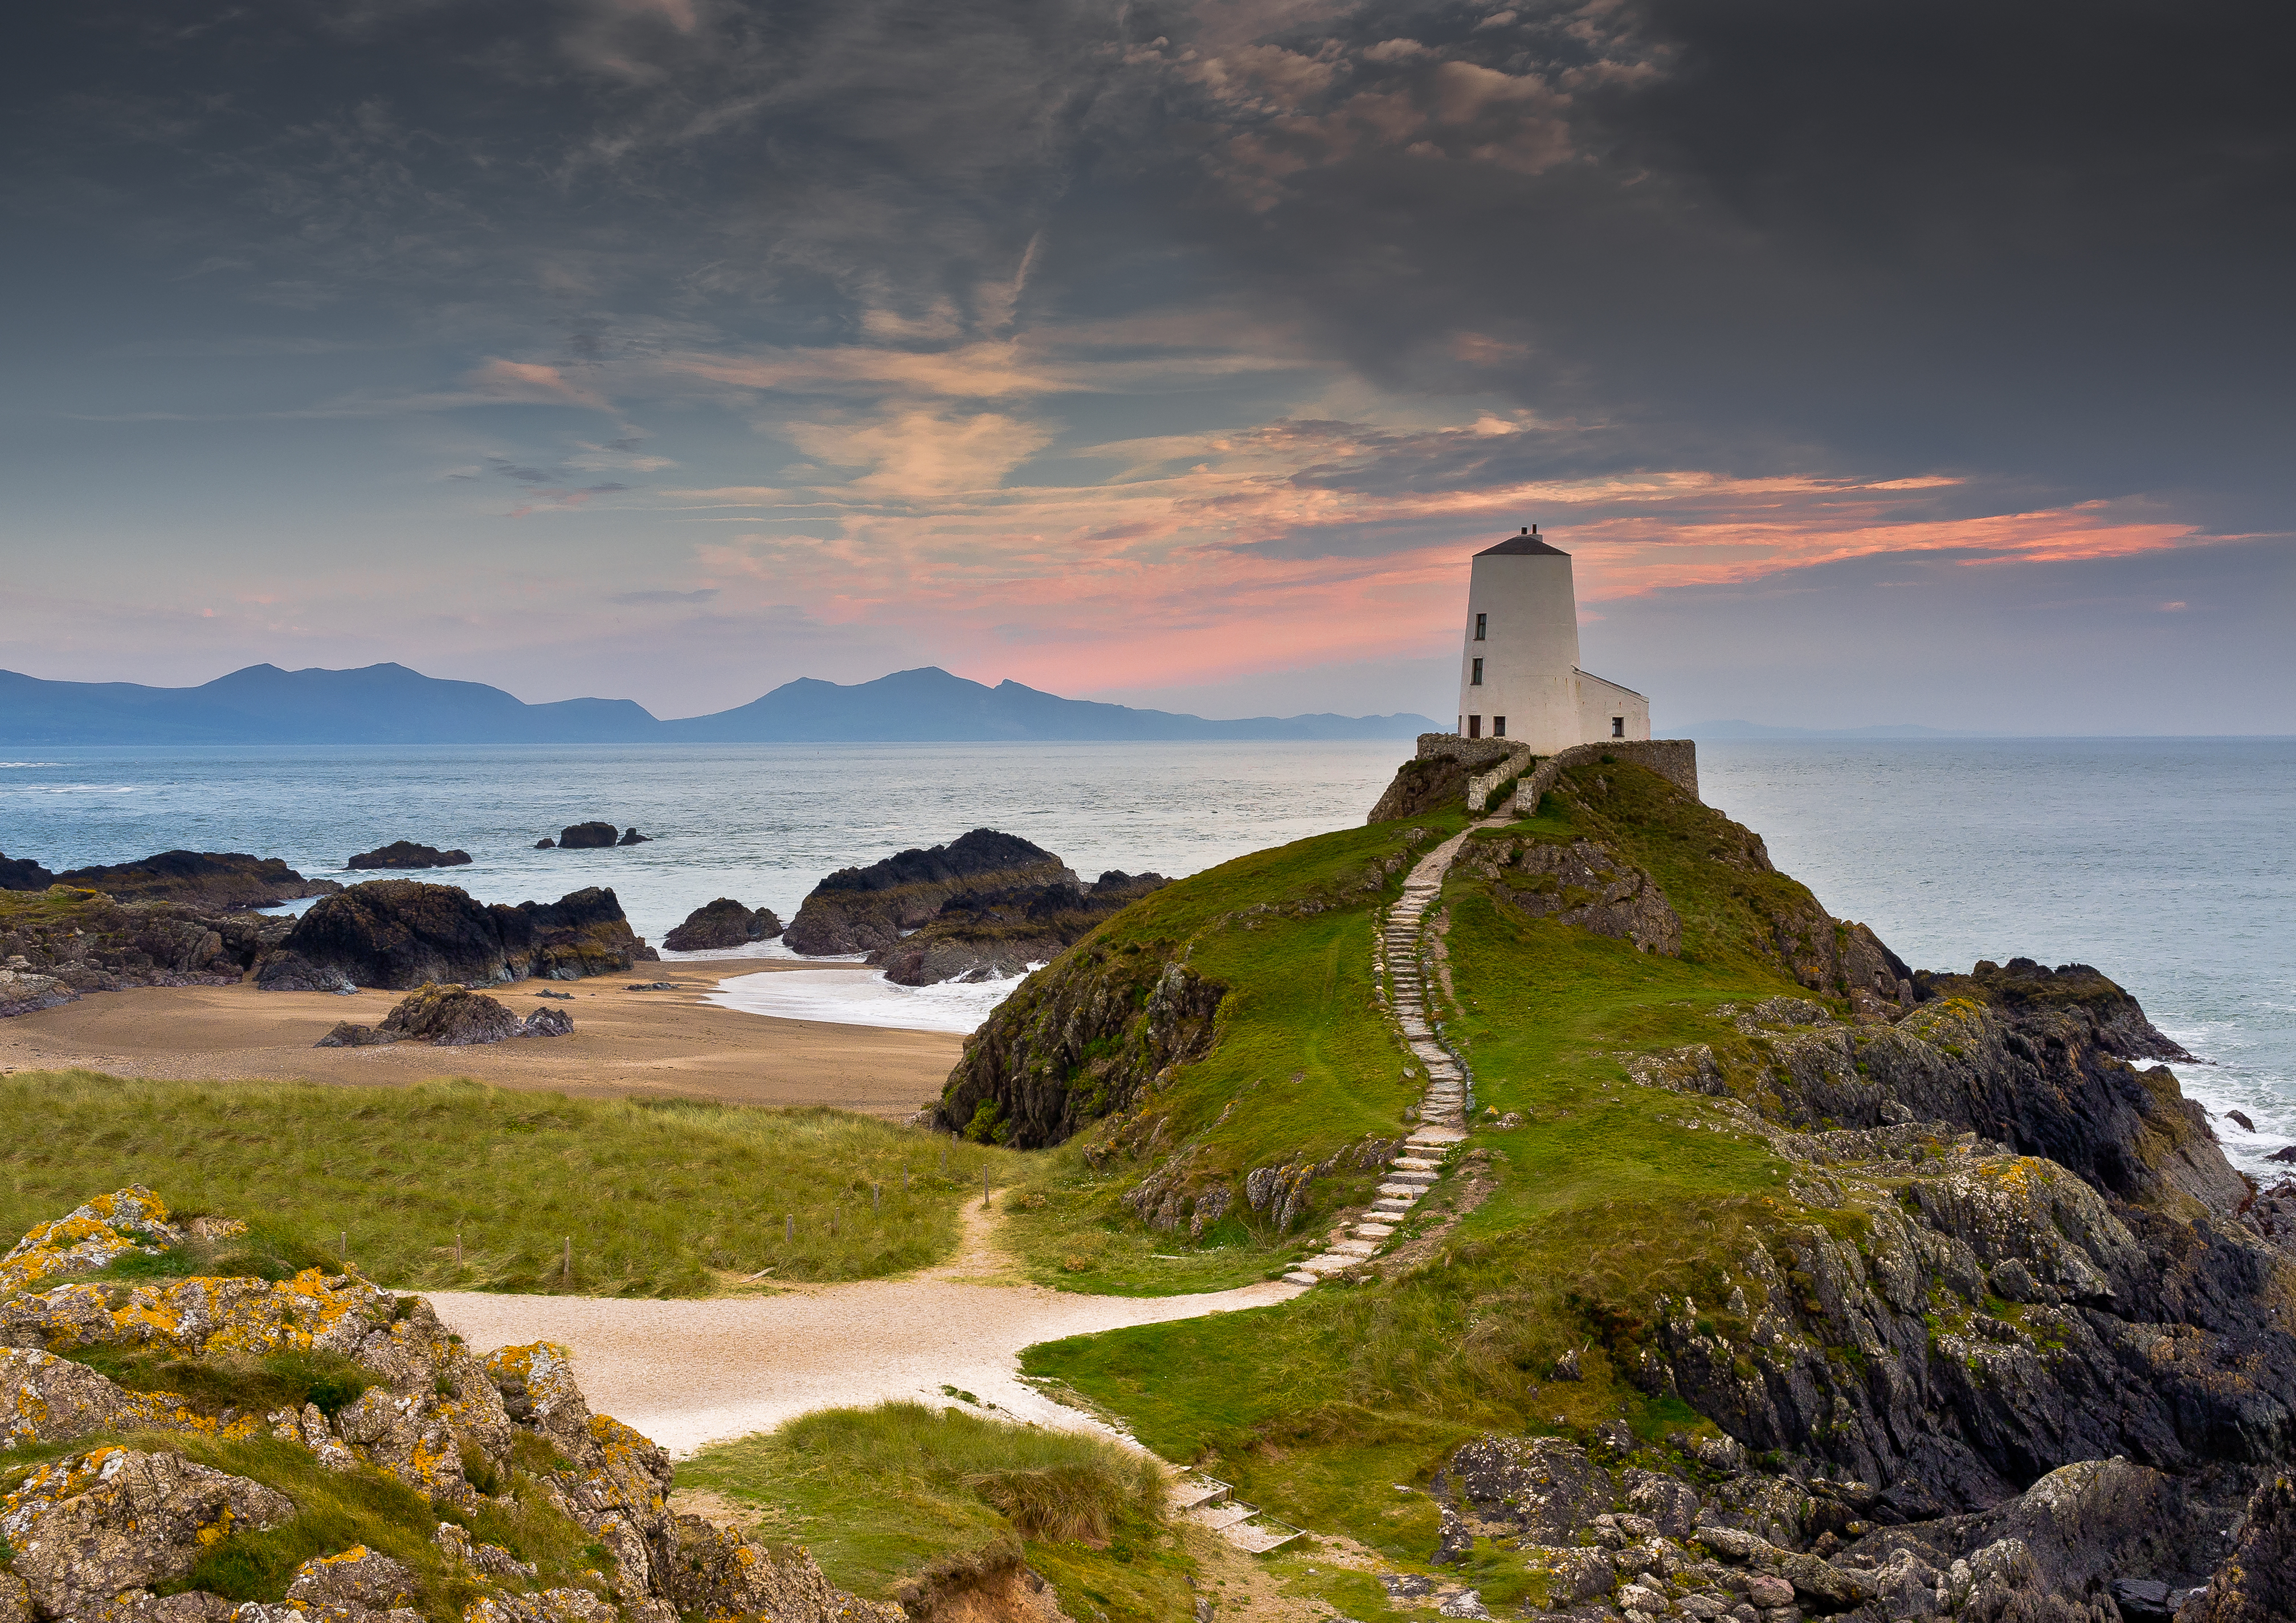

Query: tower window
[1470,658,1484,686]
[1612,716,1625,738]
[1468,715,1482,739]
[1474,613,1486,641]
[1493,717,1506,737]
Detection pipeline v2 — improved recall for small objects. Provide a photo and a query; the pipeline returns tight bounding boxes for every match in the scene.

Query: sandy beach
[0,958,963,1116]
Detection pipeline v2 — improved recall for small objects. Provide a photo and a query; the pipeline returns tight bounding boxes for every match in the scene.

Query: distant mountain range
[0,663,1437,745]
[1678,719,1998,740]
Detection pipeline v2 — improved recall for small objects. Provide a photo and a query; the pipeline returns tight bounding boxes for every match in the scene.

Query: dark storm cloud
[1130,0,2296,508]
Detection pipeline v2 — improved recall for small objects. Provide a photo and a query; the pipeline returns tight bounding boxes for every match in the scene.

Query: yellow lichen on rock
[0,1187,181,1296]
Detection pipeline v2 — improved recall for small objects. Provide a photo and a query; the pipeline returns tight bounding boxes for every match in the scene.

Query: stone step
[1371,1200,1416,1216]
[1169,1476,1232,1513]
[1281,1270,1319,1286]
[1188,1500,1256,1532]
[1376,1184,1424,1200]
[1385,1171,1437,1186]
[1392,1156,1443,1171]
[1353,1222,1396,1238]
[1295,1251,1359,1274]
[1327,1238,1378,1258]
[1222,1517,1304,1555]
[1411,1127,1469,1144]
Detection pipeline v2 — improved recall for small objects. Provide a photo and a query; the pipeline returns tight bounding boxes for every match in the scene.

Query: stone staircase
[1281,826,1481,1286]
[1169,1473,1302,1553]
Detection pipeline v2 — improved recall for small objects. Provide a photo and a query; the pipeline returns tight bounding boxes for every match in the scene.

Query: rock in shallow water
[662,897,782,951]
[346,839,472,870]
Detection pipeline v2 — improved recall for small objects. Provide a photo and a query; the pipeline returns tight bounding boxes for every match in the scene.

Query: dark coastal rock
[555,821,619,850]
[375,982,522,1046]
[2225,1108,2255,1131]
[2180,1470,2296,1623]
[255,880,657,990]
[0,887,292,1004]
[315,990,573,1046]
[2270,1145,2296,1163]
[0,851,58,890]
[534,838,555,849]
[346,840,472,870]
[783,829,1070,957]
[871,871,1166,986]
[46,850,341,911]
[662,898,784,952]
[617,827,650,846]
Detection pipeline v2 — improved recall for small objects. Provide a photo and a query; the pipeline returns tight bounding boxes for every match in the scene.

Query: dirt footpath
[432,1208,1302,1454]
[0,958,960,1116]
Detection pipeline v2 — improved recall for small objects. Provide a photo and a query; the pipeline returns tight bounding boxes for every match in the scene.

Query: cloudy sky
[5,0,2290,730]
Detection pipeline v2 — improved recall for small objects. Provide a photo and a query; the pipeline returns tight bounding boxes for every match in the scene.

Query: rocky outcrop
[936,947,1225,1147]
[872,871,1167,986]
[2179,1469,2295,1622]
[1458,833,1681,954]
[0,1188,893,1623]
[0,969,76,1019]
[616,828,649,846]
[317,983,572,1047]
[1604,969,2296,1532]
[0,853,56,890]
[661,898,783,952]
[785,830,1072,957]
[0,1186,182,1295]
[347,842,472,870]
[553,822,618,850]
[1,887,295,1005]
[1425,1428,2270,1623]
[40,851,340,910]
[1,1448,299,1618]
[256,882,656,991]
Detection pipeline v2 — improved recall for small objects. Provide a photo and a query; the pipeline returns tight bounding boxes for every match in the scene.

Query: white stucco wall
[1456,549,1583,752]
[1575,670,1651,743]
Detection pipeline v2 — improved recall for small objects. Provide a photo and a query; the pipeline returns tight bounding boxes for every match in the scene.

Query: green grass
[676,1402,1191,1623]
[59,1344,375,1418]
[1015,764,1845,1556]
[0,1074,1015,1295]
[992,812,1470,1292]
[0,1429,603,1620]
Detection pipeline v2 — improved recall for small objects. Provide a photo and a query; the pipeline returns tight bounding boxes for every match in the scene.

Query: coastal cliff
[948,754,2293,1615]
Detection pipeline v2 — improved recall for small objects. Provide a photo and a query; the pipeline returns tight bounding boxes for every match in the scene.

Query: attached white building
[1454,527,1650,751]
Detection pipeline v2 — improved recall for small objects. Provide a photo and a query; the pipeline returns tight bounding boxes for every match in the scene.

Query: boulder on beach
[618,826,651,845]
[347,839,473,870]
[316,986,573,1046]
[783,829,1071,957]
[43,850,340,911]
[0,851,58,890]
[255,879,657,990]
[377,981,522,1046]
[555,821,619,849]
[663,898,784,952]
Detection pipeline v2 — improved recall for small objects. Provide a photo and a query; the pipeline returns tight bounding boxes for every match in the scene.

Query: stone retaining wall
[1505,739,1699,814]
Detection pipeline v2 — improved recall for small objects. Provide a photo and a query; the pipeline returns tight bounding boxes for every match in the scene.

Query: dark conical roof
[1477,528,1567,557]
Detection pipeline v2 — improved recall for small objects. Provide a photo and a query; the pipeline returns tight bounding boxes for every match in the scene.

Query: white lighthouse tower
[1455,525,1650,752]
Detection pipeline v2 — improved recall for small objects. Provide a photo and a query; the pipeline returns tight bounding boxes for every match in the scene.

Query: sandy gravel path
[0,957,959,1116]
[432,1208,1301,1455]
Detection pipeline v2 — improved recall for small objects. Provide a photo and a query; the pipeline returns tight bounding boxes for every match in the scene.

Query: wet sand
[0,958,961,1116]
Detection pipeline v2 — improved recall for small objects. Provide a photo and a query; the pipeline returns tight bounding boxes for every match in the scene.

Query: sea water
[2,739,2289,1175]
